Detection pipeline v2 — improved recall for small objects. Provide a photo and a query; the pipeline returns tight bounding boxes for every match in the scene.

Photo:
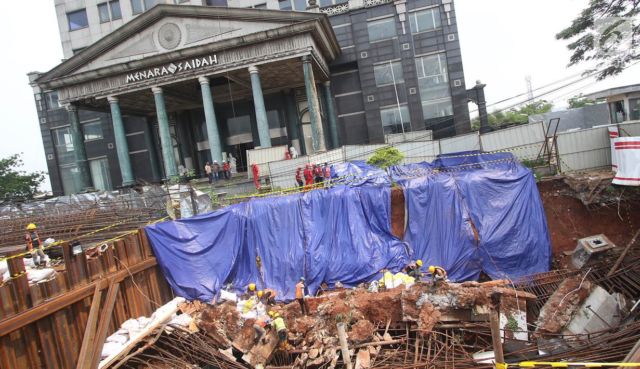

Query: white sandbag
[101,341,124,359]
[220,289,237,303]
[105,332,128,345]
[23,255,51,268]
[169,313,193,328]
[0,260,8,275]
[27,268,56,284]
[121,318,142,337]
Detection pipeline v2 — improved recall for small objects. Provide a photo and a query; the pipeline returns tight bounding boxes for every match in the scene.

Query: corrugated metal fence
[260,120,640,190]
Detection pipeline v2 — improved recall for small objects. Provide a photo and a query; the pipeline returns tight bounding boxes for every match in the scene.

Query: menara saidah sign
[125,54,218,83]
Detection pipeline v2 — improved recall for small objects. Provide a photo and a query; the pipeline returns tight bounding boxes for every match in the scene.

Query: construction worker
[303,164,314,190]
[271,312,288,346]
[253,313,272,344]
[408,259,423,279]
[264,288,277,305]
[295,167,304,188]
[252,163,261,190]
[246,283,257,298]
[428,265,447,284]
[314,163,323,184]
[25,223,46,267]
[323,163,331,187]
[295,277,308,315]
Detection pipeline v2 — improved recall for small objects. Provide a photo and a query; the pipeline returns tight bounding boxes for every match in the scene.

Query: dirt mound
[353,288,403,323]
[350,320,375,343]
[417,302,440,332]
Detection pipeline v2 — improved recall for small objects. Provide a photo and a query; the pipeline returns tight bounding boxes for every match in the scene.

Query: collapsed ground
[101,175,640,368]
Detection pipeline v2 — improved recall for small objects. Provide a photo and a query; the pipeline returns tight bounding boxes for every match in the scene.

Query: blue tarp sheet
[146,185,410,302]
[397,152,551,281]
[146,151,551,302]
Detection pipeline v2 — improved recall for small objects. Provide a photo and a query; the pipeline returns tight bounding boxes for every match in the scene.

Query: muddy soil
[538,179,640,268]
[390,187,405,240]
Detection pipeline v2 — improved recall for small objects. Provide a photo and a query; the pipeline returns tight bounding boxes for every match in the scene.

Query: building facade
[32,0,470,195]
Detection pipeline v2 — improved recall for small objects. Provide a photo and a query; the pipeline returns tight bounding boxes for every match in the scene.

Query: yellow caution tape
[512,362,640,368]
[0,216,168,263]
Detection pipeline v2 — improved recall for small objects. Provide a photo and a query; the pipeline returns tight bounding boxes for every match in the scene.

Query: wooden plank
[490,308,504,369]
[75,285,103,369]
[33,287,61,369]
[90,282,120,369]
[0,257,157,337]
[47,279,77,369]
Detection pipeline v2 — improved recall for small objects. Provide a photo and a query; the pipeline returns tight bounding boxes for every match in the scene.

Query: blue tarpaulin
[397,152,551,281]
[146,151,551,302]
[146,185,409,302]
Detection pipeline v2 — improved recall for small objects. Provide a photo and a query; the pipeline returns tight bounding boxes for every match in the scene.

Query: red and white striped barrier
[608,126,619,171]
[612,137,640,186]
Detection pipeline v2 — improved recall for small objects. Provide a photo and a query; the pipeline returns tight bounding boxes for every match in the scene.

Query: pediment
[36,5,339,84]
[74,16,291,74]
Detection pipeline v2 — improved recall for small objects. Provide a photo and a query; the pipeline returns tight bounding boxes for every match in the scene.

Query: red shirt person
[303,164,314,189]
[252,163,261,190]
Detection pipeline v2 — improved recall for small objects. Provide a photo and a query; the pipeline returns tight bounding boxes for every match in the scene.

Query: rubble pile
[182,280,526,369]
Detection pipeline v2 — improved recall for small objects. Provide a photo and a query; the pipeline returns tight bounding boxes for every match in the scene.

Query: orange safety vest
[25,232,41,251]
[295,282,304,299]
[264,288,277,299]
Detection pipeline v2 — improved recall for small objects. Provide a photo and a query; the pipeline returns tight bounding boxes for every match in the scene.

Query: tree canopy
[556,0,639,80]
[367,147,404,169]
[567,94,598,109]
[0,154,45,200]
[472,100,554,129]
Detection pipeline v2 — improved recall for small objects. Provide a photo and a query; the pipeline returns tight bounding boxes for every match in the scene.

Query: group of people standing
[204,160,232,184]
[295,163,331,190]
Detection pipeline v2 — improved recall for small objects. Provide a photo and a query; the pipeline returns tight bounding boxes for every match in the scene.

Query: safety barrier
[0,229,173,369]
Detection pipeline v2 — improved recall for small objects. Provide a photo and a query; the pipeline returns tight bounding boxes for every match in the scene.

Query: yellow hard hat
[257,290,264,298]
[268,311,275,317]
[26,223,37,230]
[428,265,435,274]
[379,280,385,287]
[248,283,256,291]
[273,312,280,318]
[416,259,423,267]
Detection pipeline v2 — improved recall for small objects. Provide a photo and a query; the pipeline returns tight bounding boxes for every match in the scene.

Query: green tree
[367,147,404,169]
[567,94,597,109]
[556,0,639,80]
[472,100,553,129]
[0,154,45,200]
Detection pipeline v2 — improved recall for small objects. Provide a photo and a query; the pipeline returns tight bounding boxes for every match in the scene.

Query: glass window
[82,121,103,141]
[67,9,89,31]
[52,127,76,165]
[131,0,143,14]
[380,106,411,134]
[90,158,112,191]
[609,101,626,123]
[60,165,83,195]
[319,0,332,7]
[409,8,441,34]
[374,61,404,87]
[110,1,122,19]
[267,110,282,129]
[279,0,292,10]
[367,17,396,42]
[98,3,110,23]
[205,0,228,5]
[45,91,60,110]
[293,0,306,10]
[629,98,640,121]
[227,115,252,136]
[422,99,453,119]
[144,0,158,10]
[415,53,452,119]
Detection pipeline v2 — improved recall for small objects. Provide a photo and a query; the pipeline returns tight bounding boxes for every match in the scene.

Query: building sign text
[125,55,218,83]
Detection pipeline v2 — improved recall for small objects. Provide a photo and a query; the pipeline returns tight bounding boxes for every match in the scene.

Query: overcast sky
[0,0,638,192]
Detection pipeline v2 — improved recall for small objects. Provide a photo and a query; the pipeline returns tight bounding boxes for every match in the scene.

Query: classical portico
[35,5,340,186]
